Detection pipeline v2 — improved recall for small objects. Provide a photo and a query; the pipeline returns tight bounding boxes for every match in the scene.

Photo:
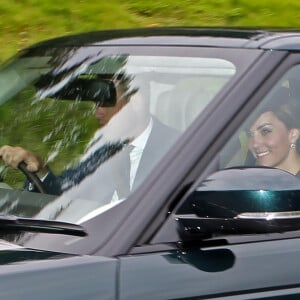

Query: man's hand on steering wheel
[0,145,48,193]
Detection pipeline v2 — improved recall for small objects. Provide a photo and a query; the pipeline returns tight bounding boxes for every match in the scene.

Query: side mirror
[165,248,235,272]
[176,167,300,239]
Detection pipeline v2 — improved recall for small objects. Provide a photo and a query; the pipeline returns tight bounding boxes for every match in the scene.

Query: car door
[0,251,118,300]
[118,239,300,299]
[117,53,300,299]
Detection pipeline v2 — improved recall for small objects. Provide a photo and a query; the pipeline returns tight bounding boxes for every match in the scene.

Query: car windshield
[0,45,257,228]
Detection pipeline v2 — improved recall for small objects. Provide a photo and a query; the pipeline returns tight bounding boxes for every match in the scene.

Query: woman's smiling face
[248,111,294,169]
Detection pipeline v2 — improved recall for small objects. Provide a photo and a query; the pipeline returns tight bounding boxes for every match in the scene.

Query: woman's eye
[261,127,272,136]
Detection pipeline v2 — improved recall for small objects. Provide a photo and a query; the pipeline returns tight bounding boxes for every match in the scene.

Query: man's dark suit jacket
[30,118,179,196]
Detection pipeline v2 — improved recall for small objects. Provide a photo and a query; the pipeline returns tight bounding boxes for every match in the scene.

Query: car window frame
[90,47,278,256]
[146,51,300,251]
[8,45,265,256]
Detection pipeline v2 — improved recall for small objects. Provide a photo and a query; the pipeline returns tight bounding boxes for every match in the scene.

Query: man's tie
[114,144,134,199]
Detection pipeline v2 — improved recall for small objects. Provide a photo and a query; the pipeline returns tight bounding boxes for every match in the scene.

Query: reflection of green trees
[0,53,132,188]
[0,84,98,188]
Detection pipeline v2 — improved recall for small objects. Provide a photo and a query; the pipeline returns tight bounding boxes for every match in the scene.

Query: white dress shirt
[111,118,153,202]
[129,118,153,189]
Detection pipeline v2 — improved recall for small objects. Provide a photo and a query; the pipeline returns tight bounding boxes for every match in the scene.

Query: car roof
[28,27,300,51]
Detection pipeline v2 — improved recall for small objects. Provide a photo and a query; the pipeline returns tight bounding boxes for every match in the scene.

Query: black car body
[1,28,300,299]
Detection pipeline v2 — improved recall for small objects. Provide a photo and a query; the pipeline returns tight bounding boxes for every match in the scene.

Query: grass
[0,0,300,62]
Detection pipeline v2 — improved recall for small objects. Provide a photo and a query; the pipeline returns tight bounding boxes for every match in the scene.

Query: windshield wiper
[0,215,87,237]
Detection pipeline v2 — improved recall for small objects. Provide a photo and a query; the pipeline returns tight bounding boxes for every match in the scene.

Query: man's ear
[289,128,300,143]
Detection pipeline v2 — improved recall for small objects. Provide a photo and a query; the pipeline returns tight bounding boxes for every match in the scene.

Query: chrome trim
[236,211,300,220]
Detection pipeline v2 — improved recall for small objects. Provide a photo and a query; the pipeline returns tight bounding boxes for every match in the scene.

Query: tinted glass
[221,65,300,172]
[0,45,254,233]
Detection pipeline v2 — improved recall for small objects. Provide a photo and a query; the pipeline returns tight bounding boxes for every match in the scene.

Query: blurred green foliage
[0,84,97,188]
[0,0,300,62]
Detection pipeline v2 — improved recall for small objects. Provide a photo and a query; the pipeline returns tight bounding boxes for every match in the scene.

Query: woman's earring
[291,143,296,149]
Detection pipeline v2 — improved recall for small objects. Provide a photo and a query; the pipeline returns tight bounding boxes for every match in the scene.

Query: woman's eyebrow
[249,122,272,133]
[256,122,272,131]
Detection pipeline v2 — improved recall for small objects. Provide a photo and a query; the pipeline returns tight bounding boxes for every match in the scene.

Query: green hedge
[1,0,300,62]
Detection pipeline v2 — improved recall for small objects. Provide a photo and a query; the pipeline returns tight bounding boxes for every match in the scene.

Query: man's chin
[97,119,107,127]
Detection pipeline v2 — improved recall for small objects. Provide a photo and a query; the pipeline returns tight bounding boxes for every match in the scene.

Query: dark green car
[1,28,300,299]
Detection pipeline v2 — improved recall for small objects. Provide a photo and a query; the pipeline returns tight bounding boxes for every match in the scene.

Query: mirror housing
[176,167,300,238]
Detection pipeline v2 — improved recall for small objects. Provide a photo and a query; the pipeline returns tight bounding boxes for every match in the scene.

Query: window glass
[220,65,300,179]
[0,47,239,226]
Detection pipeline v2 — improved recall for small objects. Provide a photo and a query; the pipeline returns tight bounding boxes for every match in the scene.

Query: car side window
[220,64,300,178]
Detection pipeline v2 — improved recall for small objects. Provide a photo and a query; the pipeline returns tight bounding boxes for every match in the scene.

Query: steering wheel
[18,162,47,194]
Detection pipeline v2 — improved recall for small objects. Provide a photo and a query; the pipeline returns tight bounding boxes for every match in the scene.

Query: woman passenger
[248,87,300,177]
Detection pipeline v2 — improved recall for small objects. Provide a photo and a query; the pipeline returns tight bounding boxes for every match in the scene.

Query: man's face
[95,85,128,126]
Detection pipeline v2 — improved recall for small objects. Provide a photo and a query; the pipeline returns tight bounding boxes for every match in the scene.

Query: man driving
[0,75,179,200]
